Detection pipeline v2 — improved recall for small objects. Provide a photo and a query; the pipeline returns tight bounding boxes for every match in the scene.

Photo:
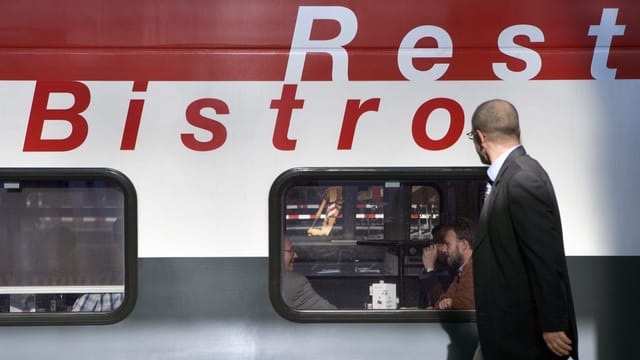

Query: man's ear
[476,130,487,145]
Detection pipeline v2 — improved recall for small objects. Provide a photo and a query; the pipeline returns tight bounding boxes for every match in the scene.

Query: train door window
[269,167,486,322]
[0,169,137,325]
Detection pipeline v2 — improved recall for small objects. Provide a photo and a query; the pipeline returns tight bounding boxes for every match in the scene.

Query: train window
[269,167,486,322]
[0,169,137,325]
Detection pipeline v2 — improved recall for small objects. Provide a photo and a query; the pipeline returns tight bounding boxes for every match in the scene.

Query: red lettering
[181,98,229,151]
[23,81,90,152]
[120,81,148,150]
[270,84,304,151]
[411,98,464,151]
[337,98,380,149]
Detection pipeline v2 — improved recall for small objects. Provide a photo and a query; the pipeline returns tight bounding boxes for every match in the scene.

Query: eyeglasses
[284,248,296,254]
[466,131,476,140]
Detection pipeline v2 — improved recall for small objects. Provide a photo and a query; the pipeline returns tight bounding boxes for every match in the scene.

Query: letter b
[24,81,90,152]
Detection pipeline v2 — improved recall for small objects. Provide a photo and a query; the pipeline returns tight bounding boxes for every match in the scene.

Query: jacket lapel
[494,146,526,186]
[473,146,527,250]
[474,187,493,249]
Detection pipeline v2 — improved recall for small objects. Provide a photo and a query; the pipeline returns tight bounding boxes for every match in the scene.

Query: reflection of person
[434,219,475,310]
[72,293,123,312]
[469,99,578,359]
[418,225,455,308]
[282,237,336,310]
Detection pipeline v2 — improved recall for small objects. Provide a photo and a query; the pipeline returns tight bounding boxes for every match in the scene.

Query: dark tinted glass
[0,169,136,325]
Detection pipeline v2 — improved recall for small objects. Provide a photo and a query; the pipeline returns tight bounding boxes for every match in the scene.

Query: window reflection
[0,175,129,316]
[410,185,440,241]
[273,168,486,320]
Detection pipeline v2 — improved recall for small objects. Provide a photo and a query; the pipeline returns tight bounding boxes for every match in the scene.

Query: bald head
[471,99,521,144]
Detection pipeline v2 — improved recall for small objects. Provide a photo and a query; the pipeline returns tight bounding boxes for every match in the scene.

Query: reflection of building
[307,186,343,236]
[285,185,387,241]
[410,185,440,240]
[0,178,126,314]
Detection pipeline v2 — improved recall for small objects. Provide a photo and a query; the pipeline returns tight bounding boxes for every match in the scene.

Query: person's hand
[542,331,572,357]
[422,244,438,270]
[436,297,452,309]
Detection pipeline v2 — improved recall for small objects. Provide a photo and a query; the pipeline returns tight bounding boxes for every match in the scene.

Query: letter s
[493,25,545,80]
[181,98,229,151]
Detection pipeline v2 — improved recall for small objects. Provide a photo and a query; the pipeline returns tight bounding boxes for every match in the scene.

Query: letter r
[285,6,357,82]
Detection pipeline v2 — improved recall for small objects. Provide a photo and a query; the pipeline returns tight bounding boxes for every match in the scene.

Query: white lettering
[493,25,545,80]
[397,26,452,81]
[285,6,358,82]
[588,8,626,79]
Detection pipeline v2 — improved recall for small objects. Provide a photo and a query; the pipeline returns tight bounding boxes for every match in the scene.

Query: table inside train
[356,239,427,307]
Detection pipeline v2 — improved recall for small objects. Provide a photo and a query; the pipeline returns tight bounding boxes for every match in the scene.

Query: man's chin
[475,150,490,165]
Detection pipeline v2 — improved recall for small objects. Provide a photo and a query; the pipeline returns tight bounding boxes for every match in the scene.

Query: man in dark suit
[468,99,578,359]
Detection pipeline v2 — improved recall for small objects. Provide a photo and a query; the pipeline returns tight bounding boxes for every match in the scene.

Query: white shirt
[487,144,522,182]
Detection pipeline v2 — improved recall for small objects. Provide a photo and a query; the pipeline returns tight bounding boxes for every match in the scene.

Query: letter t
[270,84,304,151]
[588,8,626,79]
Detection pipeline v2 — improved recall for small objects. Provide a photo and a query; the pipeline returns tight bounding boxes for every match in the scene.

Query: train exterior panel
[0,0,638,358]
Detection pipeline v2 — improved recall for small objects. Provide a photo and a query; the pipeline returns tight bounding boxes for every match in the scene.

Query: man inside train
[420,218,476,310]
[418,224,456,308]
[282,236,337,310]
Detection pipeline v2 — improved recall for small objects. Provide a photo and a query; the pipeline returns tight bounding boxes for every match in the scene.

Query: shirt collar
[458,257,472,273]
[487,144,522,182]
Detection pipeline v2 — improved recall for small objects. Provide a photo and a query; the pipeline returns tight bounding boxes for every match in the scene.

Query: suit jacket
[282,271,337,310]
[473,146,578,359]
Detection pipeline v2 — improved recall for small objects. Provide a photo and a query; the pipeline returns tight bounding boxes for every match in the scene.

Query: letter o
[411,98,464,151]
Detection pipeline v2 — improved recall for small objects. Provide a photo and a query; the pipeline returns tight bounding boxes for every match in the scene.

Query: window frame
[269,167,485,323]
[0,168,137,325]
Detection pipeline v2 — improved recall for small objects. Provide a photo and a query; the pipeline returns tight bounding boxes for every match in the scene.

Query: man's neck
[487,142,520,164]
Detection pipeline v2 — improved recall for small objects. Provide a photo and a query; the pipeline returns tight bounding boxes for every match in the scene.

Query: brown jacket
[437,259,475,309]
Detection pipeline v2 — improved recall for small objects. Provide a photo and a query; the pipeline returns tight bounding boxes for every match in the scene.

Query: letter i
[120,81,148,150]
